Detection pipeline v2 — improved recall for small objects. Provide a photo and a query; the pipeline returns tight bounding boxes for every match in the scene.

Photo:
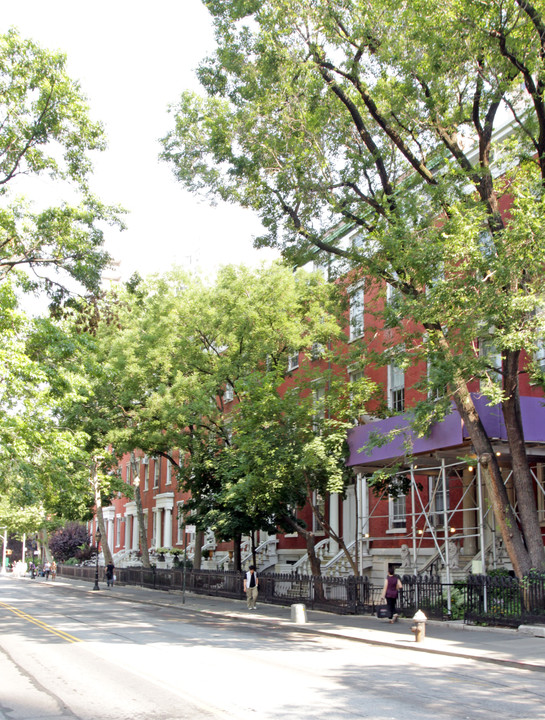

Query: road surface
[0,577,543,719]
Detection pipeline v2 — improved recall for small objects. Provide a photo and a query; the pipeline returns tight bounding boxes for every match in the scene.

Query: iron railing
[57,565,545,625]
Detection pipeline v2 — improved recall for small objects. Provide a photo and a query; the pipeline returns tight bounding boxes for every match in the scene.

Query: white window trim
[144,458,149,491]
[388,362,405,412]
[223,382,234,403]
[153,457,160,488]
[348,283,364,342]
[288,351,299,371]
[479,337,502,387]
[388,483,406,530]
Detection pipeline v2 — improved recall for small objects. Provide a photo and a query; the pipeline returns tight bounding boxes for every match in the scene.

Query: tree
[0,28,123,299]
[89,263,353,569]
[49,521,91,563]
[218,364,374,576]
[0,287,100,538]
[161,0,545,576]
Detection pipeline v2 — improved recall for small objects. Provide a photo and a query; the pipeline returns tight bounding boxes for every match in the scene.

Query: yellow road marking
[0,601,82,644]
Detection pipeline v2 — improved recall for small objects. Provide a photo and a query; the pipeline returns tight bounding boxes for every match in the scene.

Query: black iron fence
[466,572,545,627]
[57,565,545,625]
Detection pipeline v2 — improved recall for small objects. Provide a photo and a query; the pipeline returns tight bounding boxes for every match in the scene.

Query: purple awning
[347,394,545,468]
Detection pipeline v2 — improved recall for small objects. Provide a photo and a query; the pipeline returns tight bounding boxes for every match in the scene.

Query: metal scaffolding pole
[410,465,418,574]
[477,459,488,612]
[442,459,452,615]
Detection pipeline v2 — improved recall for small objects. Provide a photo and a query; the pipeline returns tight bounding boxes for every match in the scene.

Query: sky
[1,0,277,282]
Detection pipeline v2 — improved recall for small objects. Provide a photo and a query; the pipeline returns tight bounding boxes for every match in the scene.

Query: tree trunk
[251,530,257,568]
[130,452,150,568]
[234,533,242,571]
[451,382,532,577]
[502,351,545,571]
[39,529,52,563]
[194,529,204,570]
[284,515,322,577]
[91,461,114,566]
[310,495,359,575]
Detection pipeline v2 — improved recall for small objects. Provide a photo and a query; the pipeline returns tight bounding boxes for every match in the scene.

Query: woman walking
[380,564,402,623]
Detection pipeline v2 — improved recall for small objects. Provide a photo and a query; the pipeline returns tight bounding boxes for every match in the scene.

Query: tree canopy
[161,0,545,575]
[0,28,123,300]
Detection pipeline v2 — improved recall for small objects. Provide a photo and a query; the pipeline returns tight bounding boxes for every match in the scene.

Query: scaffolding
[353,453,545,614]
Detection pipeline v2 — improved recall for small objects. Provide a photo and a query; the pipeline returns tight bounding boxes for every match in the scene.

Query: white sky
[1,0,277,282]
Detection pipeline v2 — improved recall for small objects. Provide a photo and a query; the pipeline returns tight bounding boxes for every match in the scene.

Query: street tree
[161,0,545,576]
[0,287,99,541]
[94,263,353,569]
[218,363,374,576]
[0,28,123,299]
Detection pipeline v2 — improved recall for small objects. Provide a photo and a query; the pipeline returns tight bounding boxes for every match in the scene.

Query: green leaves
[0,28,123,297]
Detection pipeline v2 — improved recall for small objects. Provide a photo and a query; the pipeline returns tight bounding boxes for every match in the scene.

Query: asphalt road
[1,578,544,720]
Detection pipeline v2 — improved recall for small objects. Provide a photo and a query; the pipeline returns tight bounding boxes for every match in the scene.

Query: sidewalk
[14,575,545,672]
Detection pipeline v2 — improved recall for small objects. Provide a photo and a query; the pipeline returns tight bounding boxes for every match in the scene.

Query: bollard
[291,603,308,624]
[411,609,427,642]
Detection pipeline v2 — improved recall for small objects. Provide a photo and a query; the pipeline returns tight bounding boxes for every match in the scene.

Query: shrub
[49,522,91,563]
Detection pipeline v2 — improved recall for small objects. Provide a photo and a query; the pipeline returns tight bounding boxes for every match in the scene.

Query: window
[125,463,131,484]
[429,475,450,524]
[386,271,401,305]
[288,351,299,371]
[143,456,149,491]
[479,338,502,387]
[389,485,406,530]
[388,363,405,412]
[349,368,366,423]
[166,457,172,486]
[153,457,161,488]
[386,282,400,304]
[313,382,326,431]
[223,383,234,403]
[427,358,447,401]
[349,284,364,341]
[311,342,325,360]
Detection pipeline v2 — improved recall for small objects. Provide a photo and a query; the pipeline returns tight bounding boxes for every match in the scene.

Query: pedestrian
[44,560,51,580]
[105,561,115,587]
[380,564,402,623]
[50,560,57,581]
[243,565,259,609]
[29,561,36,579]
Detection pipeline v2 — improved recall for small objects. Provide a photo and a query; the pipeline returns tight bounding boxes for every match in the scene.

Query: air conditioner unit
[142,456,149,465]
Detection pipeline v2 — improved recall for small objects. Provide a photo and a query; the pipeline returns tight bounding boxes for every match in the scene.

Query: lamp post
[92,529,101,591]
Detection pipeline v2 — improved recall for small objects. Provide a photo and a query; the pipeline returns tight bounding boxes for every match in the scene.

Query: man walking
[243,565,259,609]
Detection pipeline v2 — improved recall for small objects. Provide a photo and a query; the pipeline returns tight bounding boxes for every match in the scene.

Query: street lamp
[92,529,101,591]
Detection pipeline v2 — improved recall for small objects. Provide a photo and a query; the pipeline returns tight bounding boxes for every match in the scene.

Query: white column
[163,508,173,549]
[343,485,356,544]
[329,493,339,554]
[107,518,114,554]
[152,509,159,548]
[132,515,139,550]
[124,517,130,552]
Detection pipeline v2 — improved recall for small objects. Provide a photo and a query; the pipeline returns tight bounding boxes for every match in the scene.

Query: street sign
[185,524,196,534]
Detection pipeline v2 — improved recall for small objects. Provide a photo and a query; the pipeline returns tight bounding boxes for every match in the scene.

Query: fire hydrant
[411,610,427,642]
